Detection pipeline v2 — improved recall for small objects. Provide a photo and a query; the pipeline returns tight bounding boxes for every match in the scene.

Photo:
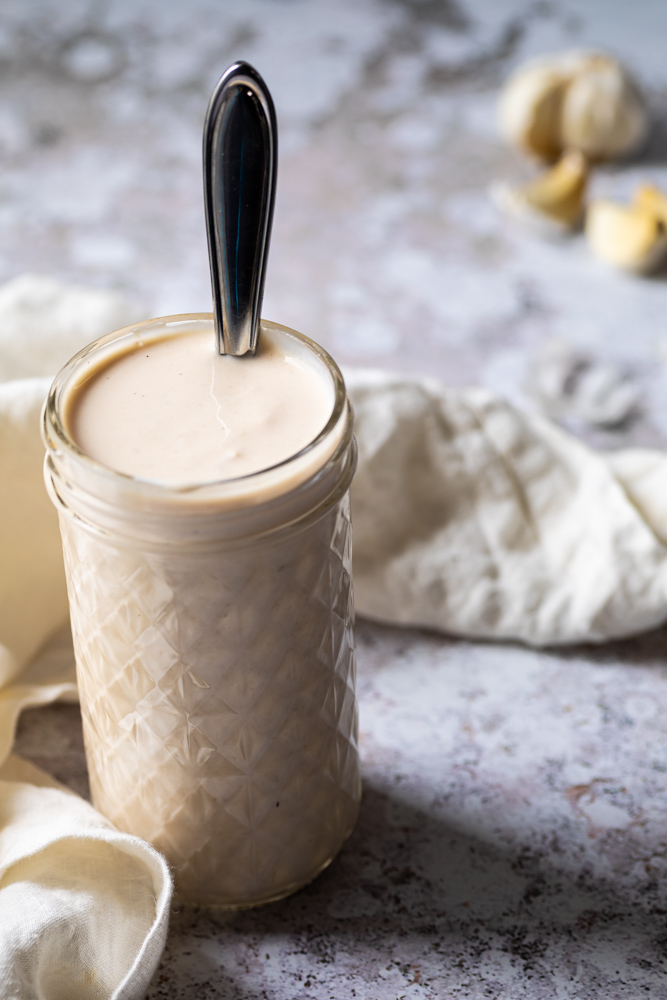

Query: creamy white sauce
[65,326,334,485]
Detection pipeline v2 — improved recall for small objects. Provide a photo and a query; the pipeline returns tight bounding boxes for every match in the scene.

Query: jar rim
[42,313,351,504]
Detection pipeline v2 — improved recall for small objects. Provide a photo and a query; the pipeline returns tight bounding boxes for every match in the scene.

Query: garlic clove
[499,50,648,163]
[561,55,648,161]
[585,199,667,274]
[634,183,667,224]
[492,149,588,235]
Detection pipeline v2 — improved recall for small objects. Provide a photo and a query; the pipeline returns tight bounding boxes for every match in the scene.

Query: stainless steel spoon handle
[203,62,277,355]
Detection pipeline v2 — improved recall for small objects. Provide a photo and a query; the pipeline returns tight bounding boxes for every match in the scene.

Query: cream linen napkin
[3,274,667,995]
[346,369,667,645]
[0,277,171,1000]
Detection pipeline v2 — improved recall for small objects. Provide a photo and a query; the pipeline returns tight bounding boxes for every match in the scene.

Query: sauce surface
[65,326,333,485]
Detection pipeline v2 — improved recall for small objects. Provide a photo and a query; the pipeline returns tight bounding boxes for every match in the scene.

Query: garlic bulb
[492,149,588,236]
[498,58,573,161]
[561,55,648,160]
[499,51,648,162]
[586,198,667,274]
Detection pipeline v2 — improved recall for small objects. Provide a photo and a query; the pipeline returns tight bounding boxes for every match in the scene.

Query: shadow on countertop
[148,775,667,999]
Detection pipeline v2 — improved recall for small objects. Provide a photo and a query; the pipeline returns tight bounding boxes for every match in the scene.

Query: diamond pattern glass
[59,495,360,907]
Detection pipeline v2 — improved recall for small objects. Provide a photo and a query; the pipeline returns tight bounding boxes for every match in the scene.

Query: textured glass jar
[42,314,360,908]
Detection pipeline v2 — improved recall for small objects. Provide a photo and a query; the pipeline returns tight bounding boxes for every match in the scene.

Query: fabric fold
[346,369,667,645]
[0,757,171,1000]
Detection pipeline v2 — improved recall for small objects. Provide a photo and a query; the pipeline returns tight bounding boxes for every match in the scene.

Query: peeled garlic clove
[586,199,667,274]
[492,149,588,235]
[634,183,667,224]
[498,58,570,161]
[499,50,648,163]
[519,149,588,226]
[561,55,648,161]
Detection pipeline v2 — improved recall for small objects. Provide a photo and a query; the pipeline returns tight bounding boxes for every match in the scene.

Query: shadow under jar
[42,314,360,908]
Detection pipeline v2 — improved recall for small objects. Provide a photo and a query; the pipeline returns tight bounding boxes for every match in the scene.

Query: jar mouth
[43,313,351,505]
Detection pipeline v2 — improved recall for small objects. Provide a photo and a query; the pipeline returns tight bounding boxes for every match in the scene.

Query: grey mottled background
[7,1,667,997]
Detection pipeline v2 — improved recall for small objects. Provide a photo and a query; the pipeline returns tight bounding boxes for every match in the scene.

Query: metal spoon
[203,61,277,355]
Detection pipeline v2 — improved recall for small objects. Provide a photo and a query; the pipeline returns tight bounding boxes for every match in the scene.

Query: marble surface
[7,0,667,996]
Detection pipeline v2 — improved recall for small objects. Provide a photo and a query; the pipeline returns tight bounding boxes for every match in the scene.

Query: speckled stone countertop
[7,0,667,996]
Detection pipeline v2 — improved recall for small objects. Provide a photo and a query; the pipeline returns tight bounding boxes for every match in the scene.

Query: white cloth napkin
[0,277,170,1000]
[347,369,667,645]
[3,274,667,996]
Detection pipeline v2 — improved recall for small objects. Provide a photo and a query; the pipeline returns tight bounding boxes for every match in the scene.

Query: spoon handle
[203,62,277,355]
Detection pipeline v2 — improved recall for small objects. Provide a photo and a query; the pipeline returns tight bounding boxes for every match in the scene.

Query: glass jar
[42,314,360,908]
